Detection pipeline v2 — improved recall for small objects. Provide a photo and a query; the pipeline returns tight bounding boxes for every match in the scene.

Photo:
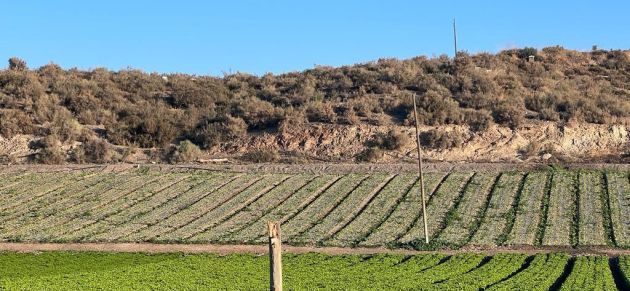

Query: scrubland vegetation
[1,47,630,163]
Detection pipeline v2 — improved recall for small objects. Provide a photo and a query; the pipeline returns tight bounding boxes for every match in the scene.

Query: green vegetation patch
[0,251,625,290]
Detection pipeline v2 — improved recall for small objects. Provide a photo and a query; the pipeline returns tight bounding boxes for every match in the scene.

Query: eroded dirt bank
[212,121,629,163]
[1,121,628,164]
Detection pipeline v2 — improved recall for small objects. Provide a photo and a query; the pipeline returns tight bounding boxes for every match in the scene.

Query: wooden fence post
[268,221,282,291]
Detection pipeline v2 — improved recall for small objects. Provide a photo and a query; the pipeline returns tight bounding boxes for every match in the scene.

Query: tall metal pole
[453,18,458,58]
[412,94,429,244]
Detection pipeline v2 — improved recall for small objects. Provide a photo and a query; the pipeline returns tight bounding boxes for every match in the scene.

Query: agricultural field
[0,251,628,290]
[0,167,630,250]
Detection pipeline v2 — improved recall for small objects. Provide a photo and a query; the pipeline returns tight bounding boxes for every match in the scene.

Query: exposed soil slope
[2,120,628,164]
[214,121,629,163]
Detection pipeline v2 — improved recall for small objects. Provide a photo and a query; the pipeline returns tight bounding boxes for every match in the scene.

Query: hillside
[1,47,630,164]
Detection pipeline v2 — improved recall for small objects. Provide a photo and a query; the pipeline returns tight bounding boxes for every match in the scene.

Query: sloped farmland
[0,166,627,251]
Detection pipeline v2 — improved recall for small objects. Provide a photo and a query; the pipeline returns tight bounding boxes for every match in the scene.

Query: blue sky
[1,1,628,75]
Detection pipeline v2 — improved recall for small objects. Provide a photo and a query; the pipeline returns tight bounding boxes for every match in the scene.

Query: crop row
[469,172,524,246]
[434,253,528,290]
[0,168,630,250]
[542,171,577,246]
[275,173,369,243]
[159,174,290,242]
[291,173,395,244]
[3,170,153,240]
[325,173,418,247]
[561,256,617,290]
[108,172,242,241]
[487,253,570,290]
[578,171,607,246]
[191,174,315,242]
[359,172,446,247]
[226,175,342,243]
[2,251,630,290]
[437,172,499,248]
[398,172,474,246]
[56,171,195,241]
[507,171,548,245]
[607,171,630,247]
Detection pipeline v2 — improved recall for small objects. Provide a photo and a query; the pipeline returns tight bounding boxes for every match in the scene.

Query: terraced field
[1,167,630,250]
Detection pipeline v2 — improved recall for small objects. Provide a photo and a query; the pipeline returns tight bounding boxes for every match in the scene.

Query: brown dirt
[211,121,630,163]
[0,135,33,159]
[3,162,630,176]
[2,121,629,165]
[1,242,629,257]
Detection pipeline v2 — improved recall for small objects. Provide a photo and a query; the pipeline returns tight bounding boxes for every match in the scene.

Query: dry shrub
[107,103,181,148]
[336,106,360,125]
[367,113,391,126]
[8,57,27,71]
[82,139,112,163]
[492,103,525,129]
[517,47,538,59]
[463,109,493,132]
[188,116,247,149]
[405,89,460,126]
[280,151,309,164]
[231,98,284,129]
[121,146,138,163]
[0,153,18,164]
[168,140,202,163]
[36,135,66,164]
[278,108,307,132]
[32,94,59,123]
[368,129,410,150]
[50,110,82,142]
[169,76,227,108]
[356,147,383,162]
[350,100,373,118]
[0,109,35,137]
[241,149,279,163]
[420,129,465,149]
[0,69,45,100]
[306,102,336,123]
[519,141,539,158]
[519,140,555,158]
[147,148,162,163]
[69,146,86,163]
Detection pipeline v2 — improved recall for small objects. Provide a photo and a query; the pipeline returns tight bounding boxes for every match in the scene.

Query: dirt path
[5,162,630,175]
[1,242,630,257]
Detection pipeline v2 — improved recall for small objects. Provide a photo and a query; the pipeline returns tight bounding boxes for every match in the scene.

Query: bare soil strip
[2,242,630,257]
[5,163,630,175]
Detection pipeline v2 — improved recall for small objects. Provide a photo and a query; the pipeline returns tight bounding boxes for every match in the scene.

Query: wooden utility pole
[268,221,283,291]
[453,18,458,58]
[412,94,429,244]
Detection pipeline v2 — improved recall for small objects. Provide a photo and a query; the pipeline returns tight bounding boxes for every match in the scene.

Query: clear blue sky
[1,1,628,76]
